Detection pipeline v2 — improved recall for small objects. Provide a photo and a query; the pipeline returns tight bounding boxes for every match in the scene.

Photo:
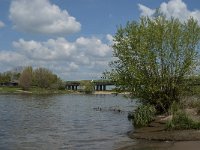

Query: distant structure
[65,80,114,91]
[0,80,19,87]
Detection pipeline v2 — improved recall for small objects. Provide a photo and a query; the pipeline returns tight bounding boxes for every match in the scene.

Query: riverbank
[119,106,200,150]
[129,115,200,141]
[0,86,129,95]
[118,140,200,150]
[0,87,69,95]
[118,117,200,150]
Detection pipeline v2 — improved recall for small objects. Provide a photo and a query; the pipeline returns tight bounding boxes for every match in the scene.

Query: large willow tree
[108,16,200,113]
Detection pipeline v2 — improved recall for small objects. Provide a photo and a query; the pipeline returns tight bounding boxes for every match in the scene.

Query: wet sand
[170,141,200,150]
[94,91,115,94]
[117,140,200,150]
[94,91,130,95]
[118,116,200,150]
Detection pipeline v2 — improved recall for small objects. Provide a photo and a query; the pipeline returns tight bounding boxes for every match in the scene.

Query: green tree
[33,67,58,89]
[19,66,33,90]
[80,80,95,94]
[107,16,200,113]
[50,77,65,90]
[0,73,11,83]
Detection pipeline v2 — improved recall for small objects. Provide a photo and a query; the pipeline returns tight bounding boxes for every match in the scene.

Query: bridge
[65,80,114,91]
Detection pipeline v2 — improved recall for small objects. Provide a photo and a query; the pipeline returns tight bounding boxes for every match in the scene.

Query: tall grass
[133,104,156,128]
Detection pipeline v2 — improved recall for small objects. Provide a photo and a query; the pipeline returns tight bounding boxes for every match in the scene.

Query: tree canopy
[19,66,33,90]
[18,67,64,90]
[107,16,200,113]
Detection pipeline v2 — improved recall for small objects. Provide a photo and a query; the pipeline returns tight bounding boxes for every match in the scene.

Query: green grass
[0,87,21,93]
[184,85,200,96]
[0,86,69,95]
[166,110,200,130]
[30,87,70,94]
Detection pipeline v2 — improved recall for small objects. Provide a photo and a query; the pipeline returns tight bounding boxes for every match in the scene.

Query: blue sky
[0,0,200,80]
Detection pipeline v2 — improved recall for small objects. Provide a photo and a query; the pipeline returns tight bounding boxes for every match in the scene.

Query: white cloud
[9,0,81,35]
[106,34,114,45]
[76,37,111,57]
[13,38,76,61]
[138,4,155,17]
[0,21,5,28]
[0,51,27,72]
[138,0,200,24]
[2,36,112,80]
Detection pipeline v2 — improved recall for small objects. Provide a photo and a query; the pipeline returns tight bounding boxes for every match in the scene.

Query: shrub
[80,81,95,94]
[19,66,33,90]
[166,110,200,130]
[133,104,156,128]
[107,15,200,114]
[33,68,58,89]
[168,101,182,115]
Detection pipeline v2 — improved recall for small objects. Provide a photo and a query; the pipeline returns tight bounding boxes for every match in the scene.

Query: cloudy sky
[0,0,200,80]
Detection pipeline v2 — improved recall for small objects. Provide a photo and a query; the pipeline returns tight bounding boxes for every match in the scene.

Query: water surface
[0,94,136,150]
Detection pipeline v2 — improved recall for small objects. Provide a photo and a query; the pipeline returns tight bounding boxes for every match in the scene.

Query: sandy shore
[117,140,200,150]
[94,91,116,94]
[93,91,130,95]
[118,115,200,150]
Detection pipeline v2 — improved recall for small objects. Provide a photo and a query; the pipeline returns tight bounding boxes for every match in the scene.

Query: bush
[80,81,95,94]
[107,15,200,114]
[49,78,65,90]
[166,110,200,130]
[168,101,182,115]
[19,66,33,90]
[33,68,58,89]
[133,104,156,128]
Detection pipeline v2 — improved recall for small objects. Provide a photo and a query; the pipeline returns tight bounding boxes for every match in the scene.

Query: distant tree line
[0,67,65,91]
[0,72,20,83]
[19,67,65,90]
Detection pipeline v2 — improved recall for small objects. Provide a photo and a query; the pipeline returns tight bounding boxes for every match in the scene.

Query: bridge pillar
[103,85,106,91]
[99,85,102,91]
[96,85,99,91]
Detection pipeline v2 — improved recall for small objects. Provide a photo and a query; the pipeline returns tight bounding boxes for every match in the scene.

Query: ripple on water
[0,94,136,150]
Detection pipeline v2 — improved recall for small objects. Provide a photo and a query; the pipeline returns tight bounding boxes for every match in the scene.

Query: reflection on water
[0,94,136,150]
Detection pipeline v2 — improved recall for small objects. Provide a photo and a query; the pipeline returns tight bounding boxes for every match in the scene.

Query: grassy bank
[0,87,21,93]
[0,86,70,95]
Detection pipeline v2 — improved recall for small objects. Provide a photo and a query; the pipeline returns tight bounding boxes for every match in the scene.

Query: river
[0,94,136,150]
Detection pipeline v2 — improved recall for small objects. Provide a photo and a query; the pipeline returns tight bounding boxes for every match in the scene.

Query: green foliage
[168,101,182,115]
[180,96,200,115]
[50,78,65,90]
[0,73,11,83]
[0,87,21,93]
[167,101,200,130]
[19,66,33,90]
[29,87,67,94]
[33,67,59,89]
[80,80,95,94]
[182,76,200,96]
[18,67,64,90]
[107,15,200,113]
[166,110,200,130]
[133,104,156,128]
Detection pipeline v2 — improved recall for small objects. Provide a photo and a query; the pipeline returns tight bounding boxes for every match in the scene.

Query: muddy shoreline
[118,116,200,150]
[117,140,200,150]
[129,118,200,141]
